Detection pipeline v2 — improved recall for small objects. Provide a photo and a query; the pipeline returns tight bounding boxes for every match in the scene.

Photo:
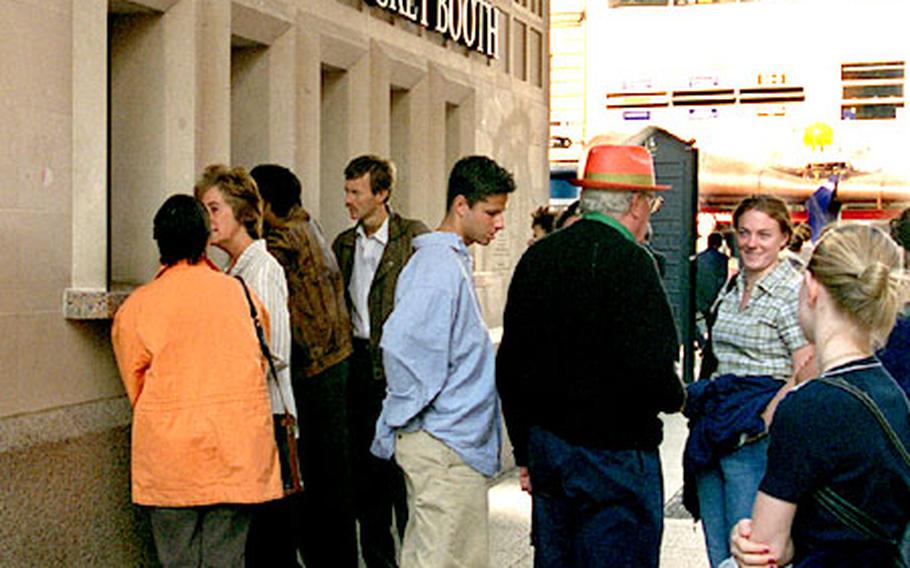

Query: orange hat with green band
[569,145,670,191]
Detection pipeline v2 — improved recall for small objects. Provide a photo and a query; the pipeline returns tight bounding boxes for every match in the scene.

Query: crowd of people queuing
[112,154,515,567]
[111,142,909,568]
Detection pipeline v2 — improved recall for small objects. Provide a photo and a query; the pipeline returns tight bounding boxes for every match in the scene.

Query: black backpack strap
[817,376,910,468]
[814,486,894,543]
[811,376,910,559]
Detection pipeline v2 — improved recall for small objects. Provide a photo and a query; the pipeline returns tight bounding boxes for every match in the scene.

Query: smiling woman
[734,196,792,295]
[685,194,815,568]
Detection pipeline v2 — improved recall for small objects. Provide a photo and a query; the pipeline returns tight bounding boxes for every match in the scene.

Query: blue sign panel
[623,110,651,121]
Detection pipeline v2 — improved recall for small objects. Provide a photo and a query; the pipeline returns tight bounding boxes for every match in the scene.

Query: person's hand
[518,466,532,494]
[730,519,777,567]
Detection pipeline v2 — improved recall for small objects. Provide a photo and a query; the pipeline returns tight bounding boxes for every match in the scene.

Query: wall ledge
[63,288,132,320]
[0,397,131,454]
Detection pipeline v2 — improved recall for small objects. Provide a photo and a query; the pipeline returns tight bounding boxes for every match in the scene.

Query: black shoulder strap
[817,376,910,468]
[234,276,287,413]
[814,486,895,544]
[706,273,738,329]
[811,376,910,557]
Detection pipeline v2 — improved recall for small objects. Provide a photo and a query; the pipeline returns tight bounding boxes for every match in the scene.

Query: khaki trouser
[394,430,490,568]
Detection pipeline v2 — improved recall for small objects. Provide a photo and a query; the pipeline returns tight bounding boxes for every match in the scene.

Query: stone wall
[0,0,547,562]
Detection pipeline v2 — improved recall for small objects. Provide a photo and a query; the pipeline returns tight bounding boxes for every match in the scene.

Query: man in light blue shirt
[371,155,515,568]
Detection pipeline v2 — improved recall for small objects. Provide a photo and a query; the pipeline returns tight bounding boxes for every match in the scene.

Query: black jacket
[497,218,685,465]
[695,247,728,315]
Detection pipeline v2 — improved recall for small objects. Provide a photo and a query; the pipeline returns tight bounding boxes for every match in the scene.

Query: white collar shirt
[350,216,389,339]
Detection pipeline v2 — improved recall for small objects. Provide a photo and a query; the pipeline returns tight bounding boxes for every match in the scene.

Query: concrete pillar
[424,64,475,225]
[163,0,200,195]
[317,29,369,241]
[369,46,391,158]
[401,77,433,222]
[194,0,231,170]
[369,40,429,220]
[71,0,108,290]
[424,67,449,226]
[295,14,322,219]
[268,30,296,168]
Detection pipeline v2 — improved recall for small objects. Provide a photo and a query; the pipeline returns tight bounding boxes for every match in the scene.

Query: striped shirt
[229,240,297,418]
[712,259,807,380]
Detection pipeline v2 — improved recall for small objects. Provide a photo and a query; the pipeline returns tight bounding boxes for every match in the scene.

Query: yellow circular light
[803,122,834,149]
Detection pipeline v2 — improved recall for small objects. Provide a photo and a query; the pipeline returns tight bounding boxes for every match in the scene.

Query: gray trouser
[149,505,251,568]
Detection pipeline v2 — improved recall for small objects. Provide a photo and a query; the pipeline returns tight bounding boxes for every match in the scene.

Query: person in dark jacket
[331,155,428,568]
[555,199,581,229]
[497,144,686,568]
[250,164,358,568]
[695,232,729,348]
[529,205,557,244]
[878,206,910,398]
[696,232,729,315]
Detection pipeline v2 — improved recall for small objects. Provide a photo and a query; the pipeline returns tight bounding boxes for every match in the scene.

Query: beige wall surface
[1,1,126,419]
[1,0,546,562]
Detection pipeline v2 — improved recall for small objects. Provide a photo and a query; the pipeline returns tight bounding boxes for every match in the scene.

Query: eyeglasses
[648,195,664,215]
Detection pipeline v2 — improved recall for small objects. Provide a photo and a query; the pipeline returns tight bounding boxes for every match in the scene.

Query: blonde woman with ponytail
[729,223,910,568]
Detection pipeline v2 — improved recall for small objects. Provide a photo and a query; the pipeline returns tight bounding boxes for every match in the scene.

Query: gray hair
[579,189,641,216]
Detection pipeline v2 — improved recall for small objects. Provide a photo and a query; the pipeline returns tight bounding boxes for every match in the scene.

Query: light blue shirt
[371,232,502,477]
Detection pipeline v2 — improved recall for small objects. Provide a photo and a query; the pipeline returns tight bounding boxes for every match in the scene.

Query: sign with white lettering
[367,0,501,58]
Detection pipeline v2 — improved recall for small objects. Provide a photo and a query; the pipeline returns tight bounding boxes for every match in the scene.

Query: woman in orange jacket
[112,195,281,567]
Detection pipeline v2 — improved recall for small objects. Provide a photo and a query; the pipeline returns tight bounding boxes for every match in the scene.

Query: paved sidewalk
[489,413,709,567]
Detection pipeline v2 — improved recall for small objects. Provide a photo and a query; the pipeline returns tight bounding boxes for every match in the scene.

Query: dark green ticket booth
[624,127,699,384]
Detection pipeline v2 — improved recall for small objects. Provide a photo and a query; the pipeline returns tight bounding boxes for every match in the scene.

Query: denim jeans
[527,426,664,568]
[696,436,770,568]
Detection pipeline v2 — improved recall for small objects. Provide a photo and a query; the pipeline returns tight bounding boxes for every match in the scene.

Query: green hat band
[585,172,654,185]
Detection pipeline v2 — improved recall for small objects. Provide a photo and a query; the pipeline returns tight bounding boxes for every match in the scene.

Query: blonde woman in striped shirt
[195,164,299,566]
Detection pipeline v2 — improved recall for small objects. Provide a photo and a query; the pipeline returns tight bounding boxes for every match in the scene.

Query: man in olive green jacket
[332,155,428,568]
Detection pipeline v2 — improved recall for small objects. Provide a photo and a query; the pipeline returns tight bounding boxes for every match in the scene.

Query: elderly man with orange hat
[497,145,686,567]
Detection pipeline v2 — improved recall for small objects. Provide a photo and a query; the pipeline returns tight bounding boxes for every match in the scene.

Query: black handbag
[236,276,304,496]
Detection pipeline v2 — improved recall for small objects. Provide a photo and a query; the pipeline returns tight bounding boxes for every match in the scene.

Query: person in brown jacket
[250,164,358,568]
[332,155,428,568]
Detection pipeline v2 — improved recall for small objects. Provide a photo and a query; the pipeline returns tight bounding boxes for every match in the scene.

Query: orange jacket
[112,260,283,507]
